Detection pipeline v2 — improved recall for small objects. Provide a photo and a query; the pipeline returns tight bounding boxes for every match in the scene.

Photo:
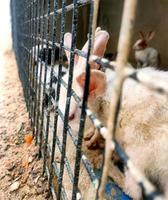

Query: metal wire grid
[11,0,98,199]
[11,0,167,199]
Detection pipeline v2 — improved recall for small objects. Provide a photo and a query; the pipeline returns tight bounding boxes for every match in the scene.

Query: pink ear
[76,30,109,71]
[93,30,110,57]
[75,37,89,72]
[64,33,78,65]
[90,30,110,69]
[64,33,72,62]
[146,31,155,41]
[76,70,106,98]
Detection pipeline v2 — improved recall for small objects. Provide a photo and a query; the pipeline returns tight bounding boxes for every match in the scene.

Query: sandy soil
[0,49,51,200]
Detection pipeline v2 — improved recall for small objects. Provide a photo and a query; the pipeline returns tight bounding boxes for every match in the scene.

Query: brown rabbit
[78,66,168,199]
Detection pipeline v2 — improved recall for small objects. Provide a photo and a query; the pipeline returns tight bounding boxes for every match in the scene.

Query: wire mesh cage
[10,0,168,199]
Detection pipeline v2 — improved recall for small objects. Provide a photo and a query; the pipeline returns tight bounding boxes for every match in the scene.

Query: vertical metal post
[38,0,47,158]
[48,0,63,190]
[71,1,94,199]
[57,0,79,199]
[32,0,39,137]
[34,0,42,144]
[35,0,45,147]
[43,0,52,173]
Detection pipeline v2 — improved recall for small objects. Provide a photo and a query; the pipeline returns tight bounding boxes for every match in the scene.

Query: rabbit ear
[64,33,89,72]
[80,27,103,55]
[93,30,109,58]
[64,33,79,65]
[95,27,101,33]
[139,31,145,39]
[73,39,89,72]
[146,31,155,41]
[76,70,106,98]
[76,29,109,72]
[90,30,110,69]
[64,33,72,62]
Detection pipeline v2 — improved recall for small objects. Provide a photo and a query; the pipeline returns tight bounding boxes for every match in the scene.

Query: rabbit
[56,28,110,154]
[57,28,110,129]
[133,31,160,68]
[31,44,68,85]
[79,65,168,199]
[46,28,115,199]
[31,44,68,67]
[30,44,68,107]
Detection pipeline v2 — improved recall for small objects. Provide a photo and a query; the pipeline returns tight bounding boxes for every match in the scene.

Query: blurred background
[0,0,11,54]
[0,0,11,86]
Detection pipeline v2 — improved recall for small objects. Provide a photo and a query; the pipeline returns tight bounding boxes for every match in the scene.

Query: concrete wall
[98,0,168,67]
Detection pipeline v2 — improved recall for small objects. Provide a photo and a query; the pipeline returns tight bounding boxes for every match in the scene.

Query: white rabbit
[78,66,168,199]
[133,31,160,68]
[56,29,110,155]
[57,28,110,129]
[47,29,111,199]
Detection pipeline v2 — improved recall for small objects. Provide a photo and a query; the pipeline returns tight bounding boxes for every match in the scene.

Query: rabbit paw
[84,128,104,150]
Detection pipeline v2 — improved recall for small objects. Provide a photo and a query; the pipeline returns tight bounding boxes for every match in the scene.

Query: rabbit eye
[139,40,147,48]
[69,113,75,121]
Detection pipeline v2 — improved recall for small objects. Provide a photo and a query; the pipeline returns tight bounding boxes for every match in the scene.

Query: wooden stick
[98,0,138,199]
[91,0,100,54]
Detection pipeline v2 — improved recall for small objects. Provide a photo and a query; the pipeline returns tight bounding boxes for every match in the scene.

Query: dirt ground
[0,49,51,200]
